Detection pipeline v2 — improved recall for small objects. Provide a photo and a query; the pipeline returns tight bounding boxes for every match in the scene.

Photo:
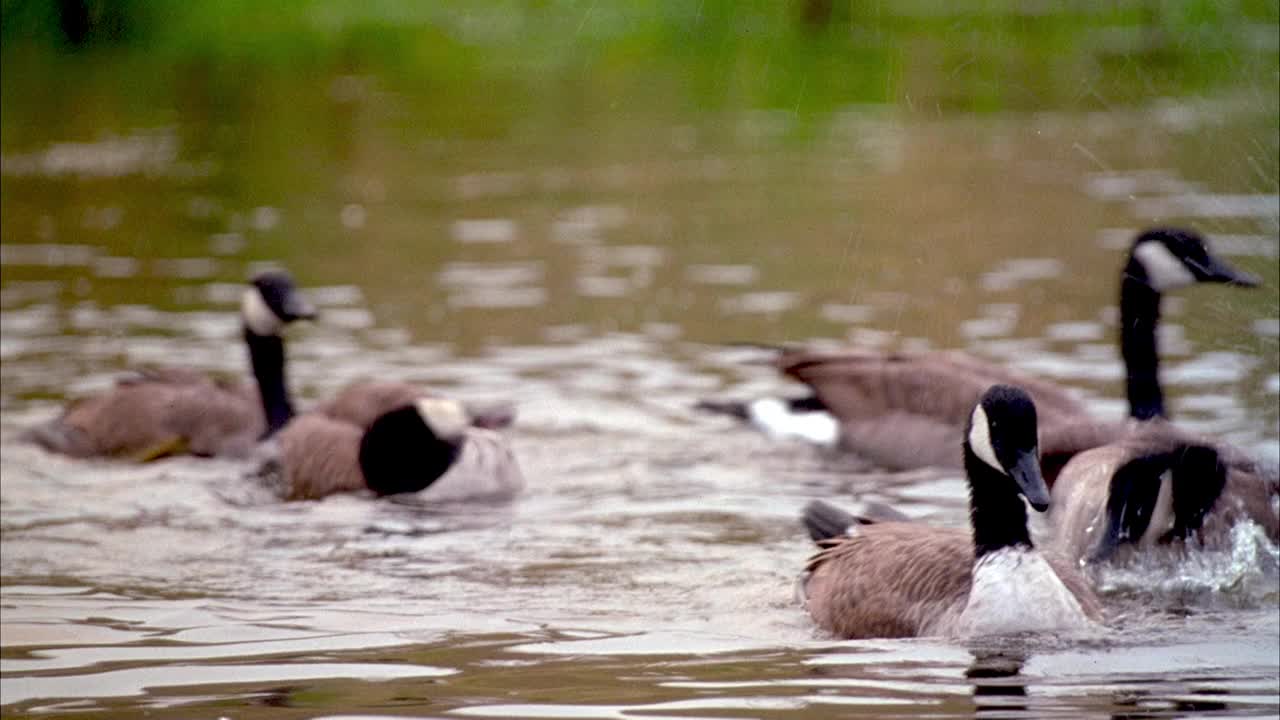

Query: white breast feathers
[956,548,1093,636]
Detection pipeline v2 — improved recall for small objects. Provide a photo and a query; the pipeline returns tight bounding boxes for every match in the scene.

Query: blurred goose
[1048,424,1279,563]
[262,397,524,502]
[801,385,1103,639]
[24,270,315,460]
[700,227,1259,473]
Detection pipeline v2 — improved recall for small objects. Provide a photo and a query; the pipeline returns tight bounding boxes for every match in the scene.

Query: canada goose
[800,385,1103,639]
[1048,423,1279,563]
[262,397,525,502]
[319,380,517,431]
[23,270,315,460]
[700,227,1259,473]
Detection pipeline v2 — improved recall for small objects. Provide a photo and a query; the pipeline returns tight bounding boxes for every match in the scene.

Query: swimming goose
[1048,423,1279,563]
[800,385,1103,639]
[701,227,1259,473]
[262,397,525,502]
[24,270,315,460]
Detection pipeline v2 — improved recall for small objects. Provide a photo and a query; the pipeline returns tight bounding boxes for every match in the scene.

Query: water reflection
[966,649,1029,718]
[1,131,179,179]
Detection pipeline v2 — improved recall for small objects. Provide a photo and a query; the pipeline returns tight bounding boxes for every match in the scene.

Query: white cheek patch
[241,287,284,336]
[968,404,1005,475]
[1133,241,1196,291]
[414,397,469,444]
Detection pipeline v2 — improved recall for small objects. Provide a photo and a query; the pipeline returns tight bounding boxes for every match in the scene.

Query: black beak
[1193,254,1261,287]
[1009,450,1050,513]
[283,294,317,321]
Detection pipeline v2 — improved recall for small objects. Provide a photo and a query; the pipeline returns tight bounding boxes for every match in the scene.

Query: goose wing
[803,523,973,639]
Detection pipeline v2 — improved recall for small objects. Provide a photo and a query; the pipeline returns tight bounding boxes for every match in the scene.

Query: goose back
[28,373,264,459]
[782,349,1091,427]
[320,381,424,429]
[321,380,518,431]
[779,350,1089,470]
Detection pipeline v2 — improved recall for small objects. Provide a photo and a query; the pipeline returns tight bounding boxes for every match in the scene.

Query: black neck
[964,445,1033,559]
[245,328,293,438]
[1119,266,1165,421]
[359,406,463,496]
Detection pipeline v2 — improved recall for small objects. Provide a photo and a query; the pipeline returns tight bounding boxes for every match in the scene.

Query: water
[2,6,1279,718]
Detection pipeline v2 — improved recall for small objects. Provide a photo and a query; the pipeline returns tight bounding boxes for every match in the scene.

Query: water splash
[1097,521,1280,607]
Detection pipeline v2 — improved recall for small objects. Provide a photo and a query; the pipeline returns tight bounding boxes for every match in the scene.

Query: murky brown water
[3,19,1279,718]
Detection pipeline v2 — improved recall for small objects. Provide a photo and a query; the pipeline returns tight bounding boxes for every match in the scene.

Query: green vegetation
[3,0,1277,130]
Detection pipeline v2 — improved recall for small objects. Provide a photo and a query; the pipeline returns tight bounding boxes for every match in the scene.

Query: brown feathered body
[274,414,366,500]
[26,369,265,459]
[803,523,1103,639]
[779,349,1092,470]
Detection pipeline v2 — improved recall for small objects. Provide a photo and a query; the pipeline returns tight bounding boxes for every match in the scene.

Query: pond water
[2,7,1279,718]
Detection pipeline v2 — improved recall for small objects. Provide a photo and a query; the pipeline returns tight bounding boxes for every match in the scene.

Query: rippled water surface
[3,9,1280,718]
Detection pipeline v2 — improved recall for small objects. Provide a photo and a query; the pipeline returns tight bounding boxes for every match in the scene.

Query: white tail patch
[241,286,283,336]
[746,398,839,446]
[968,404,1004,474]
[414,397,469,444]
[1133,240,1196,291]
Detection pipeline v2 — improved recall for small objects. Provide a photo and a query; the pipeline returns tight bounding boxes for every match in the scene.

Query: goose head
[966,385,1050,512]
[358,398,469,496]
[1128,227,1260,293]
[241,270,317,337]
